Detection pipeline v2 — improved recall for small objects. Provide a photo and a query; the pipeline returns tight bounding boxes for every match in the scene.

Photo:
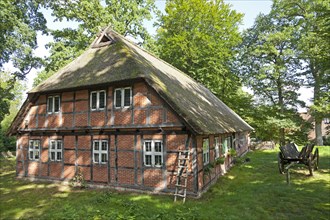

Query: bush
[228,149,237,157]
[215,157,225,165]
[70,167,86,188]
[323,136,330,146]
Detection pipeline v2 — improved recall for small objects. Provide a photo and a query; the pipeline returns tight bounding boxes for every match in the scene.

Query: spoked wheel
[313,148,319,171]
[278,152,285,174]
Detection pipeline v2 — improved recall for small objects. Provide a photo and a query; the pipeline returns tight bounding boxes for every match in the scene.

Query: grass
[1,146,329,219]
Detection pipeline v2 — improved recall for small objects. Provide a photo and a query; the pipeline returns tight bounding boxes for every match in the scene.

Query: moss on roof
[29,29,253,134]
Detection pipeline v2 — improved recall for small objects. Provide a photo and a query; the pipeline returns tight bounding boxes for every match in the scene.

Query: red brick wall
[93,166,108,182]
[144,169,164,188]
[22,81,182,130]
[118,169,135,185]
[16,133,199,194]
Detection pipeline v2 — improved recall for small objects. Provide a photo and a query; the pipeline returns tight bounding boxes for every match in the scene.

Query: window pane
[101,153,107,163]
[48,97,53,112]
[145,142,151,151]
[94,153,99,162]
[51,141,56,149]
[35,151,39,159]
[124,88,131,106]
[155,142,162,152]
[29,151,34,160]
[29,141,33,149]
[91,92,97,109]
[155,155,162,166]
[35,141,39,149]
[94,141,99,151]
[203,139,209,151]
[51,152,55,160]
[57,152,62,160]
[115,89,122,108]
[222,139,228,154]
[99,91,105,109]
[54,96,60,112]
[101,142,107,151]
[145,155,152,166]
[57,141,62,149]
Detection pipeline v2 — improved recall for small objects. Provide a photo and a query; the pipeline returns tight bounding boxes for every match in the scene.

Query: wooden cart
[278,143,319,176]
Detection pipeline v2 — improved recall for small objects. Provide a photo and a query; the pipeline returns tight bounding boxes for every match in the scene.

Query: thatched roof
[20,29,253,135]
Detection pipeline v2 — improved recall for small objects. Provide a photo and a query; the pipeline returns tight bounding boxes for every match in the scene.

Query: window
[47,95,60,113]
[214,137,220,159]
[29,140,40,161]
[222,138,228,155]
[229,135,234,149]
[143,140,163,167]
[90,90,106,110]
[203,138,209,165]
[114,87,132,108]
[93,140,108,164]
[49,140,62,161]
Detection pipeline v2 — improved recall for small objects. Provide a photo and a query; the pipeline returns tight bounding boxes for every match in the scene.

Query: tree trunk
[315,118,323,146]
[312,63,323,146]
[277,76,285,146]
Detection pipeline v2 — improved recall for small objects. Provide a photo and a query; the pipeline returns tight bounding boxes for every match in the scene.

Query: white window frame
[203,138,209,165]
[90,90,106,111]
[143,140,163,167]
[114,87,132,108]
[47,95,60,113]
[222,137,229,155]
[49,140,62,161]
[29,140,40,161]
[214,137,220,159]
[93,140,108,164]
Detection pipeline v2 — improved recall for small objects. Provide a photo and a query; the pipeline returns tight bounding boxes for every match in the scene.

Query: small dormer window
[91,30,115,48]
[47,95,60,113]
[114,87,132,108]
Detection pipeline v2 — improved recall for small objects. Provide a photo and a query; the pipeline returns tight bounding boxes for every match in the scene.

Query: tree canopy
[33,0,158,85]
[272,0,330,145]
[0,0,47,78]
[156,0,244,105]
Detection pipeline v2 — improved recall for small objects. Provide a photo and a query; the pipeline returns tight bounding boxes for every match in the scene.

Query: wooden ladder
[174,149,190,203]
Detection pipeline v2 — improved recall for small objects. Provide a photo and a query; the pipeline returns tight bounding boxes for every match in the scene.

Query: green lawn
[1,147,329,220]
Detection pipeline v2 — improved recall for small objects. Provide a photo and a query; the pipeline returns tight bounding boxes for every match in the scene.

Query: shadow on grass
[196,148,330,219]
[1,147,329,219]
[0,159,196,219]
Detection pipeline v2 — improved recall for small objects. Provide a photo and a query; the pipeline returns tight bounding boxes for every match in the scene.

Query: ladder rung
[177,174,188,178]
[178,157,189,160]
[178,150,190,153]
[178,165,187,169]
[174,194,186,197]
[175,184,187,188]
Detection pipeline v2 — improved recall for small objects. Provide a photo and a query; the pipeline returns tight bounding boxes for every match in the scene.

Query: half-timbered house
[8,28,253,197]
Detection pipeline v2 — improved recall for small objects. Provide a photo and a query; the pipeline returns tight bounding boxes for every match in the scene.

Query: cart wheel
[313,148,319,171]
[278,152,285,174]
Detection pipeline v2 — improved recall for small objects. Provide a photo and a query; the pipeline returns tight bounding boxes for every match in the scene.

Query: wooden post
[285,163,295,185]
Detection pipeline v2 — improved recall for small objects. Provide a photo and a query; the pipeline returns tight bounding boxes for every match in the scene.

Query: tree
[34,0,158,85]
[0,72,26,151]
[156,0,244,105]
[1,0,46,129]
[237,10,304,145]
[272,0,330,145]
[0,0,47,79]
